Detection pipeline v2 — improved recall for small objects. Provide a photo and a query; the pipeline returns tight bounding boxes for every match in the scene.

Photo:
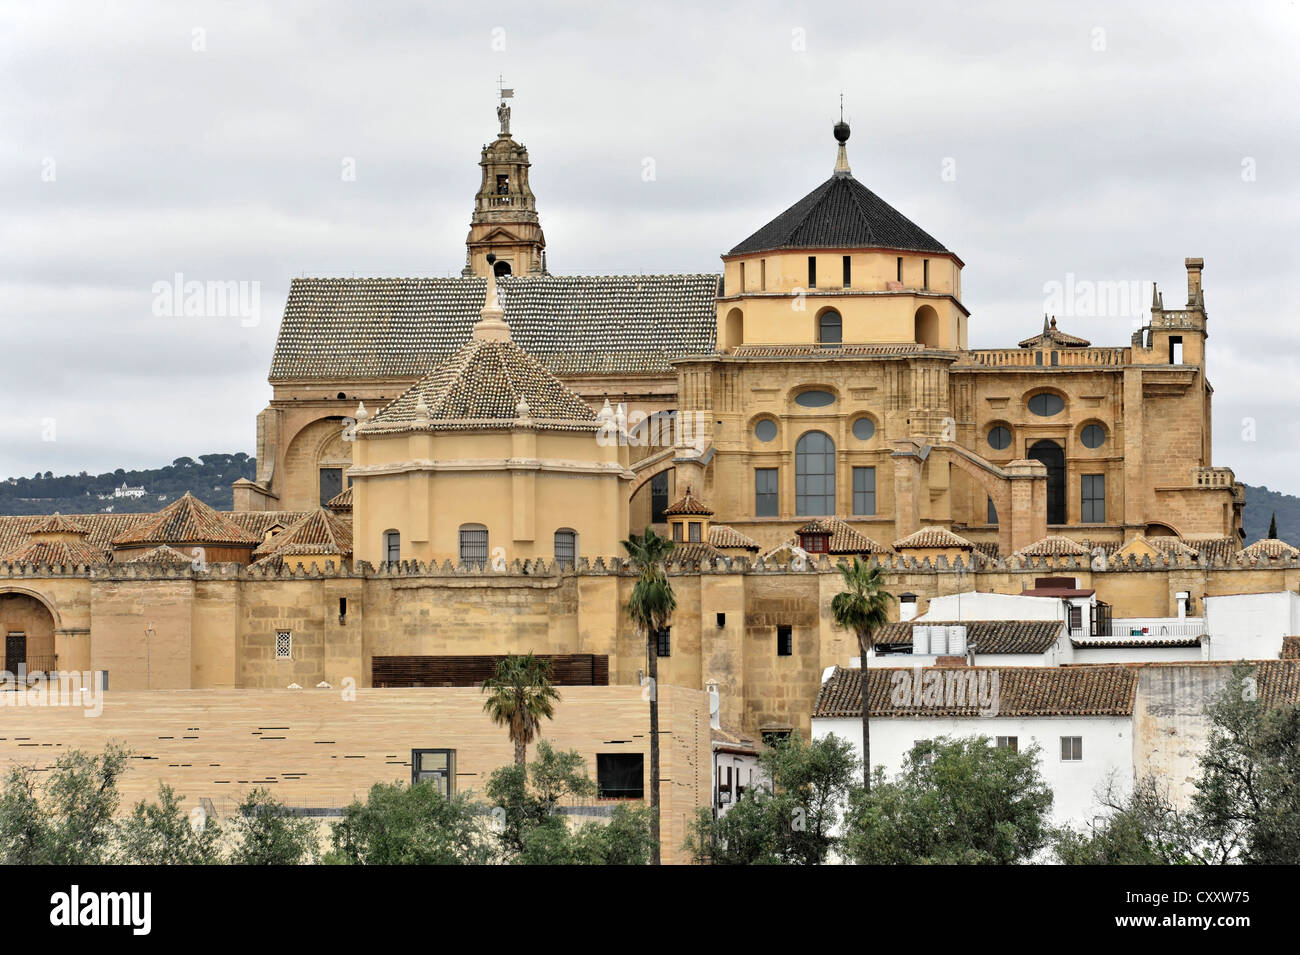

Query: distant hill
[0,453,256,516]
[1242,484,1300,546]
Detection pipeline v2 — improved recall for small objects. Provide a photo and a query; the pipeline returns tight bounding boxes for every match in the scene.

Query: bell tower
[462,85,548,278]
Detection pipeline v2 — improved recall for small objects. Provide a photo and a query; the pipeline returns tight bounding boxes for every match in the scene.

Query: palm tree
[621,527,677,865]
[830,557,894,790]
[480,653,560,767]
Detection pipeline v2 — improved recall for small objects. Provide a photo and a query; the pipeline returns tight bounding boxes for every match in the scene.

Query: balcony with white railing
[1070,618,1205,641]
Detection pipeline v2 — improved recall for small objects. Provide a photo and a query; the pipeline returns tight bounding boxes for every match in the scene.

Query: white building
[114,482,146,499]
[1202,591,1300,660]
[706,682,760,818]
[812,664,1137,826]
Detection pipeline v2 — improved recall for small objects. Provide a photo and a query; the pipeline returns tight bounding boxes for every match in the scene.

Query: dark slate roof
[813,665,1137,718]
[875,620,1065,655]
[270,274,720,381]
[729,174,950,256]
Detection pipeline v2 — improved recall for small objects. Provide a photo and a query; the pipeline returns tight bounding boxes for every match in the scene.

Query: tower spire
[833,104,852,178]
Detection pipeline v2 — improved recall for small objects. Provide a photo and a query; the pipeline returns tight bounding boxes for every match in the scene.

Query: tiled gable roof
[709,525,760,551]
[813,664,1137,718]
[894,526,975,550]
[270,274,720,382]
[361,335,600,433]
[664,489,713,516]
[875,620,1065,655]
[666,541,724,564]
[1014,535,1090,557]
[1236,538,1300,560]
[124,544,199,566]
[111,493,261,547]
[729,175,949,256]
[29,512,88,535]
[0,537,107,566]
[796,517,891,554]
[1179,536,1237,561]
[252,508,353,558]
[1018,317,1091,349]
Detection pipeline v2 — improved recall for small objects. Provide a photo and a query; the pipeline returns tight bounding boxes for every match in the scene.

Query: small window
[777,624,793,656]
[383,530,400,563]
[656,627,671,657]
[808,256,817,288]
[842,255,851,288]
[651,472,669,523]
[275,631,292,660]
[739,261,746,292]
[319,467,343,506]
[339,597,347,619]
[554,529,576,567]
[495,174,509,194]
[987,497,998,525]
[1061,736,1083,761]
[754,418,777,442]
[922,259,929,289]
[755,468,779,517]
[760,259,766,291]
[896,256,903,282]
[1028,393,1065,417]
[411,748,456,796]
[1081,424,1106,449]
[818,310,842,346]
[688,522,702,543]
[852,466,876,516]
[995,736,1018,753]
[459,524,489,566]
[851,417,875,441]
[802,533,829,554]
[1170,335,1183,364]
[1081,474,1106,523]
[597,753,644,799]
[672,522,683,542]
[1068,604,1082,630]
[987,426,1012,451]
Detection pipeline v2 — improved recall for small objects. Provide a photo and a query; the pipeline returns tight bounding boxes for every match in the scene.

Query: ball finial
[833,120,850,144]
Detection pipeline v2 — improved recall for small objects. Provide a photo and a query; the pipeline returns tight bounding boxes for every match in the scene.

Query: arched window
[459,524,489,566]
[383,530,400,563]
[818,310,842,346]
[795,431,836,516]
[914,305,940,348]
[493,260,512,277]
[554,529,577,567]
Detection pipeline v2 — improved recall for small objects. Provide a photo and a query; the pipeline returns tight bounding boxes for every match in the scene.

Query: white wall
[920,591,1066,622]
[713,749,761,818]
[1204,591,1300,660]
[1073,644,1204,665]
[812,714,1134,826]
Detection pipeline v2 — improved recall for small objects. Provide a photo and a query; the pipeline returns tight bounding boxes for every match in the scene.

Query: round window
[754,419,777,442]
[852,417,875,441]
[794,390,836,408]
[1028,393,1064,417]
[987,426,1012,451]
[1081,424,1106,449]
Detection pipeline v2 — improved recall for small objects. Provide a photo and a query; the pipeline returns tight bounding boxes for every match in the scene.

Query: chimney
[1185,257,1204,305]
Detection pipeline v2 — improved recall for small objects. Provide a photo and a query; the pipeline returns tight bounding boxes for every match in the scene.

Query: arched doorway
[914,305,940,348]
[1028,439,1066,525]
[724,308,744,351]
[0,592,58,673]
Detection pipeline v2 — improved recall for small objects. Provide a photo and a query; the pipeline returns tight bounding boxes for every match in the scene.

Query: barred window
[459,524,489,566]
[275,631,292,660]
[655,627,671,657]
[554,529,576,567]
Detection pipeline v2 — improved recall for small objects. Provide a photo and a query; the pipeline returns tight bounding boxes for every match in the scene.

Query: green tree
[842,736,1054,864]
[0,744,130,864]
[480,653,561,767]
[329,781,495,865]
[829,557,894,789]
[115,784,224,865]
[1053,775,1195,865]
[1192,661,1300,863]
[1269,511,1278,539]
[621,527,677,865]
[227,788,318,865]
[686,733,859,865]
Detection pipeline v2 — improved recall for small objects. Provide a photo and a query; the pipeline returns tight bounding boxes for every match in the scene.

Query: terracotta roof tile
[664,489,713,516]
[796,517,891,554]
[709,525,760,550]
[893,526,976,550]
[875,620,1064,654]
[111,493,261,548]
[813,664,1138,718]
[325,486,352,511]
[1236,538,1300,560]
[1018,317,1091,349]
[0,537,107,566]
[28,512,88,535]
[252,508,353,558]
[1014,535,1091,557]
[123,544,199,566]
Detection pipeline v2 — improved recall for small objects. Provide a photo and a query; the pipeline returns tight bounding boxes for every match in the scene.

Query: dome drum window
[754,419,778,442]
[851,417,876,441]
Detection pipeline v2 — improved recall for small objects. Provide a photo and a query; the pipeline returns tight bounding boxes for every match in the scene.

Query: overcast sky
[3,0,1299,493]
